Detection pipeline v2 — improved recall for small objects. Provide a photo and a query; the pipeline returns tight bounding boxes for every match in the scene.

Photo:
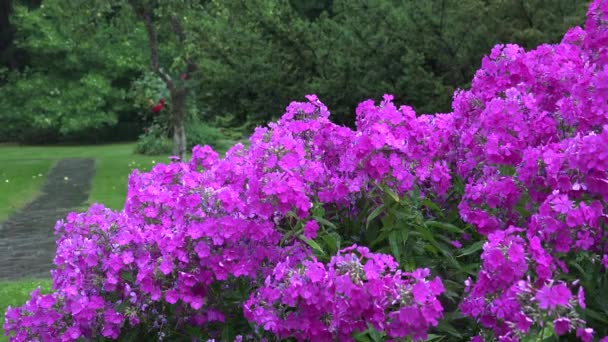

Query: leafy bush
[186,118,233,152]
[0,2,144,144]
[133,124,172,155]
[198,0,589,127]
[4,1,608,341]
[134,120,233,156]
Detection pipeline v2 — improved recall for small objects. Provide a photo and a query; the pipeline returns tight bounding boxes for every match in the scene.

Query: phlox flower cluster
[460,228,590,341]
[244,246,444,341]
[454,1,608,339]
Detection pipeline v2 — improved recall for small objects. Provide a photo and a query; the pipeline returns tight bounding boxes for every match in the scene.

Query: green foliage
[0,70,120,139]
[195,0,307,126]
[134,118,234,156]
[185,118,233,152]
[487,0,589,48]
[0,0,145,143]
[130,72,169,113]
[134,124,172,156]
[0,0,590,141]
[304,180,481,339]
[562,251,608,337]
[197,0,588,126]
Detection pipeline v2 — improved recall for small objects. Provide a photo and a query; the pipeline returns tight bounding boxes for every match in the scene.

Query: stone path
[0,158,95,280]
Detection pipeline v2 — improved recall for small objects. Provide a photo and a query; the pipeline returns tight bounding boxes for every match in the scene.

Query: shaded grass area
[0,279,52,342]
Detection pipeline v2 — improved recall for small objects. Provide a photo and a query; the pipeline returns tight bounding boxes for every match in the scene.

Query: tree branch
[128,0,175,91]
[171,15,186,43]
[170,14,197,79]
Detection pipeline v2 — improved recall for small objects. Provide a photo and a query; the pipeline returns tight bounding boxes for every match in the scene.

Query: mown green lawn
[0,158,53,220]
[0,279,52,342]
[0,143,162,220]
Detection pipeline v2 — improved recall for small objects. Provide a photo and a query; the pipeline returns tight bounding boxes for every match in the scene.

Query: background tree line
[0,0,589,155]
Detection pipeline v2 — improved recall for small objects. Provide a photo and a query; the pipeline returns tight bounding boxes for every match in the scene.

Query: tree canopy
[0,0,590,143]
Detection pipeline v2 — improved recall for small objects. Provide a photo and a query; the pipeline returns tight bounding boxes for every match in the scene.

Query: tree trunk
[130,2,195,161]
[171,89,187,160]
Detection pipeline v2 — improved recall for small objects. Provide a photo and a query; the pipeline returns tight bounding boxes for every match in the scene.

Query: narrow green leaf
[426,220,464,233]
[353,333,372,342]
[457,240,485,257]
[221,321,236,341]
[425,334,445,341]
[369,327,384,341]
[314,215,337,229]
[422,198,443,216]
[366,204,385,229]
[388,231,401,261]
[299,235,325,255]
[583,307,608,324]
[386,188,400,203]
[370,230,391,248]
[413,223,443,255]
[436,320,462,338]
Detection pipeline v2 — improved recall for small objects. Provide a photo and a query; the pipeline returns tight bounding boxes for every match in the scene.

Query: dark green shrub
[134,124,172,156]
[186,118,234,153]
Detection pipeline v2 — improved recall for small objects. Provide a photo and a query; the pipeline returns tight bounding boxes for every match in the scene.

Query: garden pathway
[0,158,95,280]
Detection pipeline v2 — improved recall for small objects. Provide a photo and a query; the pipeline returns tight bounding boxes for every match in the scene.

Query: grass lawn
[0,279,52,342]
[0,143,162,220]
[0,158,54,220]
[0,141,240,218]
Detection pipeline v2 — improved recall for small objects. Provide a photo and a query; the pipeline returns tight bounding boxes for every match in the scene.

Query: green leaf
[320,233,340,254]
[426,220,464,234]
[422,198,443,217]
[436,320,462,338]
[413,223,442,255]
[385,188,400,203]
[514,205,531,218]
[458,240,484,257]
[569,261,589,281]
[353,326,384,342]
[184,325,203,338]
[366,204,385,229]
[425,334,445,341]
[388,231,401,261]
[299,234,326,255]
[368,327,384,341]
[314,215,337,230]
[583,307,608,324]
[121,271,134,283]
[353,333,372,342]
[221,321,236,341]
[119,326,145,341]
[370,230,391,248]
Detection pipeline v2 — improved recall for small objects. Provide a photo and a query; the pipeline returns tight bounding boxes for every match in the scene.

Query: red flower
[152,99,166,113]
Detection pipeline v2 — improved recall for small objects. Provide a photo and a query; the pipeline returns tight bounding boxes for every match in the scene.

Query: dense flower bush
[244,246,444,341]
[4,0,608,341]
